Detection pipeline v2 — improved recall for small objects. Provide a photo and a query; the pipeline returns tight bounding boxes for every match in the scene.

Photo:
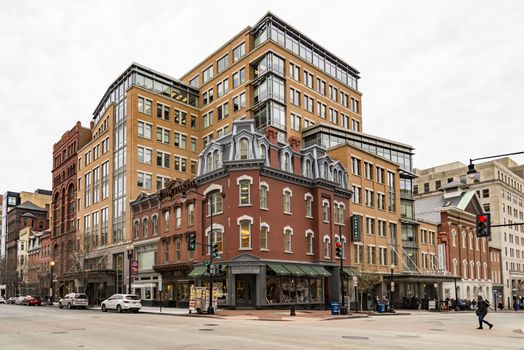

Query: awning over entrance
[267,263,331,277]
[267,263,290,276]
[188,265,208,277]
[343,267,361,277]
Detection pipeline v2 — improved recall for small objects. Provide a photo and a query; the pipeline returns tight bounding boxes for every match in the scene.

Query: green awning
[310,266,332,277]
[343,267,361,277]
[284,264,307,276]
[188,265,208,277]
[298,265,320,277]
[267,263,291,276]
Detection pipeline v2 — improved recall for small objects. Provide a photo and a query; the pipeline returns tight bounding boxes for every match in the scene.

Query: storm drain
[204,324,219,327]
[342,336,369,340]
[429,329,447,332]
[199,329,215,332]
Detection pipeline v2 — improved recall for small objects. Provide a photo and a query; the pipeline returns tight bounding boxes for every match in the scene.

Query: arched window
[208,191,223,215]
[260,144,266,159]
[134,220,139,239]
[175,207,182,228]
[284,227,293,253]
[239,220,251,249]
[322,200,329,222]
[142,217,148,237]
[305,194,313,218]
[306,230,314,255]
[463,260,468,279]
[452,258,458,276]
[461,232,466,248]
[163,210,170,231]
[476,262,481,280]
[323,235,330,258]
[468,233,473,250]
[207,153,213,172]
[260,184,268,209]
[187,203,194,226]
[260,223,269,251]
[303,159,312,178]
[239,138,249,160]
[283,152,291,172]
[152,215,158,235]
[469,261,474,279]
[206,224,224,255]
[283,189,292,214]
[175,238,181,261]
[213,150,220,170]
[239,180,251,205]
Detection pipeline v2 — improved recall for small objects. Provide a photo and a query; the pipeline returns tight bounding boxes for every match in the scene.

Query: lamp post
[389,264,395,312]
[126,245,134,294]
[181,190,215,315]
[467,151,524,179]
[49,261,55,304]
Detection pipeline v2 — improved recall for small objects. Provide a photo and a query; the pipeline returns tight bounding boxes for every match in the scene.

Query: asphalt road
[1,304,523,350]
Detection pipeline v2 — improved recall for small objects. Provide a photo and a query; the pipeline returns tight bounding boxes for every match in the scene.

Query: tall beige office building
[415,157,524,306]
[73,12,363,300]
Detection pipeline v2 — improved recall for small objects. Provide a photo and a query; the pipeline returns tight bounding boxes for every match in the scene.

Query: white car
[0,296,5,304]
[101,294,141,313]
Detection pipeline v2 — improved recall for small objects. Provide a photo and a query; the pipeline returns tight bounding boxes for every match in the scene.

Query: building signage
[131,260,139,276]
[437,244,446,270]
[351,215,361,242]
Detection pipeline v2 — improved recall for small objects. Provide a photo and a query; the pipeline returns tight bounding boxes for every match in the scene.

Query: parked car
[0,296,5,304]
[21,295,34,306]
[26,296,42,306]
[6,297,17,304]
[101,294,141,313]
[58,293,89,309]
[15,296,25,305]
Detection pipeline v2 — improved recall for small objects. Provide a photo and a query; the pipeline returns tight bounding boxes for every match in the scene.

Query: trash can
[377,303,385,313]
[331,301,340,315]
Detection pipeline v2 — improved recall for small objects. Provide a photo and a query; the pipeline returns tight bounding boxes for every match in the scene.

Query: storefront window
[267,276,281,304]
[310,278,322,303]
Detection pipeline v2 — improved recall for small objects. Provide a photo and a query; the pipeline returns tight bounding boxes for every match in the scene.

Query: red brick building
[51,121,91,295]
[131,120,353,308]
[26,230,52,297]
[416,182,493,303]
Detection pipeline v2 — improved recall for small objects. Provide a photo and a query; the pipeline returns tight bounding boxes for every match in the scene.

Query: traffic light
[476,213,491,238]
[212,243,219,258]
[206,262,211,274]
[188,232,196,251]
[335,241,342,258]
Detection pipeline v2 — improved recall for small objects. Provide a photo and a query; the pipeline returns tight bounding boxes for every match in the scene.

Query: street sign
[131,260,139,276]
[391,281,395,292]
[158,276,163,292]
[352,275,358,287]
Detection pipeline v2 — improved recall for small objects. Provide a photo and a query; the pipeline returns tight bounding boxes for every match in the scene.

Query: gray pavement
[1,304,523,349]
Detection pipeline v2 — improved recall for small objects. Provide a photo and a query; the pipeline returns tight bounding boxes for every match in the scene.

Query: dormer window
[240,138,249,160]
[206,153,213,172]
[303,159,313,178]
[213,150,220,170]
[323,162,329,179]
[260,144,266,159]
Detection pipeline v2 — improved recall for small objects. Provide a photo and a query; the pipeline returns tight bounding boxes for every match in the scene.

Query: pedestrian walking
[476,295,493,330]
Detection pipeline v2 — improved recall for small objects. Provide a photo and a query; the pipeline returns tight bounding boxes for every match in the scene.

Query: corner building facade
[131,120,352,309]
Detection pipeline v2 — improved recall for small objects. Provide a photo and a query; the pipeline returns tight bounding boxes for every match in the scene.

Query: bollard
[290,304,296,316]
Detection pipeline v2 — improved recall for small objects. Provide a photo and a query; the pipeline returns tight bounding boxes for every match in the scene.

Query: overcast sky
[1,0,523,193]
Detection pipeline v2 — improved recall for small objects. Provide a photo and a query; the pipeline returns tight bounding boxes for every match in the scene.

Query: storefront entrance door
[235,274,255,307]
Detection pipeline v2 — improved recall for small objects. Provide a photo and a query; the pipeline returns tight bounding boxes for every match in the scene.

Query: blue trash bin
[377,303,385,313]
[331,301,340,315]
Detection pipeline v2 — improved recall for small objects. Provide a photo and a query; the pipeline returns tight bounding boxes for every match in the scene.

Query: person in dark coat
[476,295,493,330]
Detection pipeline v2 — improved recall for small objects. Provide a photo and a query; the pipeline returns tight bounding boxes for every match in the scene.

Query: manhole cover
[51,331,68,335]
[397,335,421,338]
[342,336,369,340]
[204,324,219,326]
[199,329,214,332]
[429,329,446,332]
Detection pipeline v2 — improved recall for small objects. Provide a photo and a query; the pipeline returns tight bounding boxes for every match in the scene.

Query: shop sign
[131,260,139,276]
[351,215,361,242]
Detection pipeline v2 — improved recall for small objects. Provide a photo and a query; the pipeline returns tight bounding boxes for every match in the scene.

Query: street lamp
[389,264,395,312]
[181,190,216,315]
[467,151,524,179]
[49,261,55,304]
[126,245,134,294]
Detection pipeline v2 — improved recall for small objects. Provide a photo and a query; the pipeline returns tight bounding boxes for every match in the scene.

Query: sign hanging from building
[131,260,139,276]
[351,215,361,242]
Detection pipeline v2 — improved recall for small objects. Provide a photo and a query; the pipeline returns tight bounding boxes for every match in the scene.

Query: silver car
[101,294,141,313]
[59,293,89,309]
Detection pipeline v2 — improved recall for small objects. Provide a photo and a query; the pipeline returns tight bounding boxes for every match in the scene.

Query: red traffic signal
[335,241,343,258]
[476,213,491,238]
[336,242,342,248]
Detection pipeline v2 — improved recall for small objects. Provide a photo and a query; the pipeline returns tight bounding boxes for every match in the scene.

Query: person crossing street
[476,295,493,330]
